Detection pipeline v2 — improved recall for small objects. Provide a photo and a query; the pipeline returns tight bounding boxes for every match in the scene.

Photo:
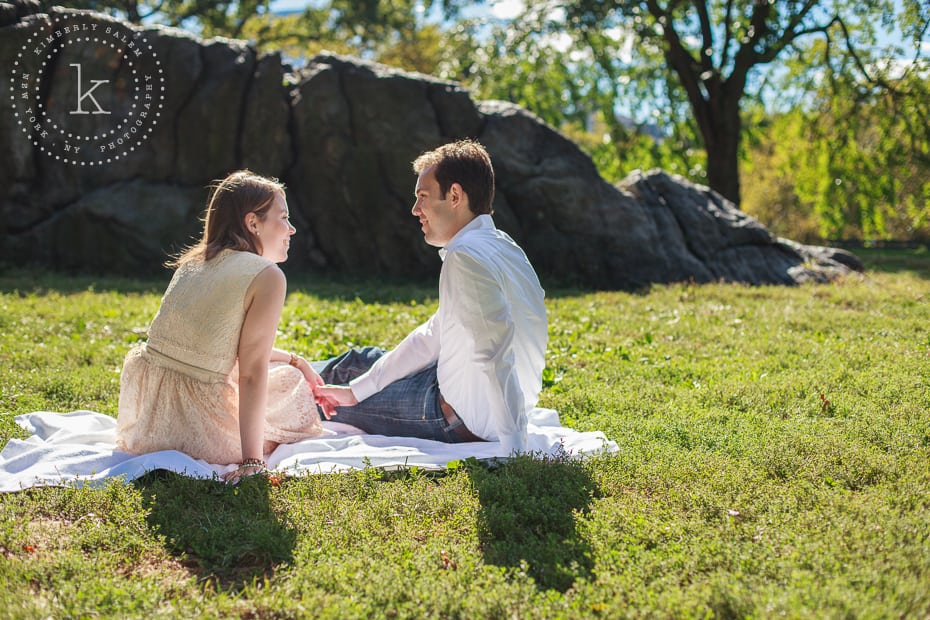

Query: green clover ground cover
[0,249,928,618]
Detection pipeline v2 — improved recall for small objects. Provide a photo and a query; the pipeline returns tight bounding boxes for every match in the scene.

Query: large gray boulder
[0,5,861,286]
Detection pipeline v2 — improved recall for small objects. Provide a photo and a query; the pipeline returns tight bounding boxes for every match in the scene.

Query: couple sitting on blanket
[115,140,549,484]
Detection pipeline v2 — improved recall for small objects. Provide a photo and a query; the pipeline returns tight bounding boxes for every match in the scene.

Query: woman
[116,170,323,484]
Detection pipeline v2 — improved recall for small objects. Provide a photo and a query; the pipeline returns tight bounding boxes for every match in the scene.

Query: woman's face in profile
[254,192,296,263]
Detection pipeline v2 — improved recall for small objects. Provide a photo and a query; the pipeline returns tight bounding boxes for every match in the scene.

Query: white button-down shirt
[349,214,548,453]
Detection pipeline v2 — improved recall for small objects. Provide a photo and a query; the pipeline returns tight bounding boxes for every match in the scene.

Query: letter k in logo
[69,63,111,115]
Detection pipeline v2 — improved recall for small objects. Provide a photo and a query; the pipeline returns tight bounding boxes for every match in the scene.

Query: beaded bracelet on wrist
[240,458,267,469]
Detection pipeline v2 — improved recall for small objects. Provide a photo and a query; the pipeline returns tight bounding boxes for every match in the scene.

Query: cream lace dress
[116,249,323,464]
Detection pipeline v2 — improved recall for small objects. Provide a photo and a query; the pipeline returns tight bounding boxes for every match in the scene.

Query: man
[313,140,547,453]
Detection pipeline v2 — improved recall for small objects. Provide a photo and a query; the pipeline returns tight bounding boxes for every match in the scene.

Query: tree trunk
[702,102,742,206]
[656,10,745,206]
[123,0,140,23]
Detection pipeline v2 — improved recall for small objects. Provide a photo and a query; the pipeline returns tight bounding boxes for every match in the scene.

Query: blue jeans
[313,346,470,443]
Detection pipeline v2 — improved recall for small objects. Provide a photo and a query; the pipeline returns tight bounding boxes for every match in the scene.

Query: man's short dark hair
[412,140,495,215]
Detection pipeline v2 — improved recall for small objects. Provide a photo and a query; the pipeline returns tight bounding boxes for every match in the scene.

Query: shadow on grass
[0,264,443,303]
[853,247,930,278]
[0,267,166,295]
[134,470,295,590]
[12,247,924,302]
[0,264,597,302]
[466,452,599,592]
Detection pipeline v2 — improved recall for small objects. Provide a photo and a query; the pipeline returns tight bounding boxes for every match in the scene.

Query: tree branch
[645,0,712,144]
[756,0,822,63]
[694,0,715,74]
[139,0,167,22]
[727,0,823,95]
[834,16,891,90]
[726,0,772,97]
[720,0,735,69]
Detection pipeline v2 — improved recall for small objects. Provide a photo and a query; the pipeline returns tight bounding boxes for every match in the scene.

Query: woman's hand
[221,460,267,485]
[292,356,324,389]
[313,384,359,419]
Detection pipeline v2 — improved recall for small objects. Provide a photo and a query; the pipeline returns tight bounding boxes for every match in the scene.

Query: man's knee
[319,346,385,383]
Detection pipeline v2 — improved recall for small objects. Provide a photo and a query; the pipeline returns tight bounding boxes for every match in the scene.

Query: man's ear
[448,182,464,208]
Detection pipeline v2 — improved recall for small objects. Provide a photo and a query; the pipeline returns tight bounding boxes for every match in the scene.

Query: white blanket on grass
[0,410,617,492]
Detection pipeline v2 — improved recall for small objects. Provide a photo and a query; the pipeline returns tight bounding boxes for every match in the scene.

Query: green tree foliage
[53,0,274,37]
[740,1,930,243]
[54,0,451,66]
[543,0,929,208]
[741,72,930,242]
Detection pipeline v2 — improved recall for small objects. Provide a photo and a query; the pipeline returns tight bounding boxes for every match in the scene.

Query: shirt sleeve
[441,251,528,453]
[349,312,441,402]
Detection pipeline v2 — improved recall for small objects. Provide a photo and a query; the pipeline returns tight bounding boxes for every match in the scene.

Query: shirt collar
[438,214,495,261]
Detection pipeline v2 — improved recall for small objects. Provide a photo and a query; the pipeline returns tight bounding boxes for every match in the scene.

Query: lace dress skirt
[116,344,323,464]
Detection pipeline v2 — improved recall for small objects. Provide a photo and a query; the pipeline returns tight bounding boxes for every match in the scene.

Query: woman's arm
[223,265,286,483]
[269,347,323,388]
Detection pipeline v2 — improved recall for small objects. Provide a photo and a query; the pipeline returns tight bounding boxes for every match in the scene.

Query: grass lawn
[1,248,928,618]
